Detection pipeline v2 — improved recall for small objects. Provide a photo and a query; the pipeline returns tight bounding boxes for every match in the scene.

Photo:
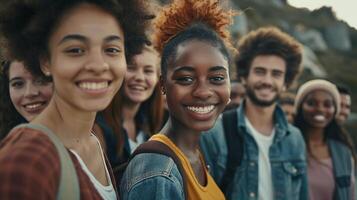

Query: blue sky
[289,0,357,29]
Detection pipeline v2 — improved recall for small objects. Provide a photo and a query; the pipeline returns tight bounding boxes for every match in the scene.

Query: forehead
[305,89,334,101]
[340,94,351,104]
[231,82,245,92]
[131,48,159,66]
[250,55,286,72]
[49,3,124,46]
[172,40,228,69]
[8,61,31,78]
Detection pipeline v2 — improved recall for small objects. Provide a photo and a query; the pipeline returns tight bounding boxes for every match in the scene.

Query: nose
[133,69,145,82]
[24,83,40,98]
[192,80,213,100]
[85,49,109,73]
[261,73,273,85]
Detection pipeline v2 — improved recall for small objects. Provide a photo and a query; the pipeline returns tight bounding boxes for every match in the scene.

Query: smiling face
[337,93,351,124]
[42,3,126,113]
[225,81,246,111]
[163,40,230,132]
[8,61,53,121]
[123,47,159,104]
[243,55,286,107]
[302,90,336,129]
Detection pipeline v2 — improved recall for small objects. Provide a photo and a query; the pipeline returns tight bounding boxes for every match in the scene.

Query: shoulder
[121,153,183,196]
[285,124,305,146]
[0,126,60,162]
[329,139,352,155]
[0,126,60,198]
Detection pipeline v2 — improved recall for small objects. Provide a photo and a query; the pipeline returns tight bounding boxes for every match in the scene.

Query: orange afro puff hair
[153,0,236,53]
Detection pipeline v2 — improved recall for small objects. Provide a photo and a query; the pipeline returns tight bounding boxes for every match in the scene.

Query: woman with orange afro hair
[120,0,235,199]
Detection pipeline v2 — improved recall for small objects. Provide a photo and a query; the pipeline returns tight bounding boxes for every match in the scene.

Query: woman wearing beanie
[294,79,356,200]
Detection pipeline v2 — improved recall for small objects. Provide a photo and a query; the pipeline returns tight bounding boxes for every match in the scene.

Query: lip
[185,104,216,121]
[310,113,330,124]
[22,101,48,114]
[127,83,148,92]
[76,79,112,95]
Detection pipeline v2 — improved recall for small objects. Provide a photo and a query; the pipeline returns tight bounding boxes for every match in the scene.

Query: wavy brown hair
[235,27,302,89]
[103,42,164,157]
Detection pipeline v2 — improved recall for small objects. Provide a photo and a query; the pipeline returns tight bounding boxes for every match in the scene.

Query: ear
[159,75,166,95]
[40,56,51,76]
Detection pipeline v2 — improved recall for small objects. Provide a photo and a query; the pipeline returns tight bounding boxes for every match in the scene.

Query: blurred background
[156,0,357,142]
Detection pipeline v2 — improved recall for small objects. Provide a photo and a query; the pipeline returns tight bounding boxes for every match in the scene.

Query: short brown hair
[235,27,302,88]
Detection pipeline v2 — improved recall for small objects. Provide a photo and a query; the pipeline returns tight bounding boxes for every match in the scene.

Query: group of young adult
[0,0,355,200]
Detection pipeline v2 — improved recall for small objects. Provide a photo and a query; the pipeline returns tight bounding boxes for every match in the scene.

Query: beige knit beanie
[294,79,341,117]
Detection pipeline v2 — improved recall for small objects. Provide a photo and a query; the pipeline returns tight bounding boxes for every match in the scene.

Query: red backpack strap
[131,140,188,199]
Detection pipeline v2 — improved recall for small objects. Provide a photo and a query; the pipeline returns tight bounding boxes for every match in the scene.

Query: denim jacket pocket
[283,162,306,177]
[281,161,306,198]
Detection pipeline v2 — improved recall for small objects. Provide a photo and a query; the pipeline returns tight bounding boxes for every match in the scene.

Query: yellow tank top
[150,134,225,200]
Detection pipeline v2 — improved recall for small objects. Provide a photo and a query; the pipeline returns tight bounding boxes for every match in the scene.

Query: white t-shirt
[128,130,146,153]
[245,117,275,200]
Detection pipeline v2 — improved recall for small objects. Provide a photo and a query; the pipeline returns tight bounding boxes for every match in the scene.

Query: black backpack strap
[219,109,244,194]
[131,140,188,199]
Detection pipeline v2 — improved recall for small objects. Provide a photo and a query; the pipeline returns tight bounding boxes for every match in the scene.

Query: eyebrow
[173,66,195,73]
[9,77,23,83]
[209,66,228,72]
[58,34,122,46]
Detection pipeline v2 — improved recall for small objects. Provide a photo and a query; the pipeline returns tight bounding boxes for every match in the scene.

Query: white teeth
[187,105,214,114]
[78,82,108,90]
[314,115,326,122]
[25,103,42,109]
[130,85,145,91]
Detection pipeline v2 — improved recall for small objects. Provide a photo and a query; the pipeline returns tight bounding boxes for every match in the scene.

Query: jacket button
[250,162,255,167]
[249,192,256,198]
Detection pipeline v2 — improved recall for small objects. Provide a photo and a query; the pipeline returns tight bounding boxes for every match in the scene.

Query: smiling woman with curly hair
[120,0,235,199]
[0,0,153,199]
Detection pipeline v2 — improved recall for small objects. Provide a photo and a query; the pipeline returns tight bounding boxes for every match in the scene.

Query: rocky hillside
[156,0,357,126]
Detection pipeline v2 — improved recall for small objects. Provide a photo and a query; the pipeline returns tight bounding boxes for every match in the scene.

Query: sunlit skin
[243,55,286,108]
[225,81,246,111]
[302,90,335,129]
[8,61,53,121]
[242,55,287,136]
[124,47,159,104]
[337,93,351,124]
[33,3,127,185]
[301,90,336,159]
[122,47,160,141]
[161,40,230,185]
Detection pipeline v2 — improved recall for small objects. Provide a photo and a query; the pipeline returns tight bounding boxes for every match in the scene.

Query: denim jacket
[328,139,354,200]
[200,103,308,200]
[120,153,185,200]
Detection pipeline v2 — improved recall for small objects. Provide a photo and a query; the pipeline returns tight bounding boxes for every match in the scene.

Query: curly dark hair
[0,60,26,140]
[0,0,154,77]
[235,27,302,88]
[153,0,236,77]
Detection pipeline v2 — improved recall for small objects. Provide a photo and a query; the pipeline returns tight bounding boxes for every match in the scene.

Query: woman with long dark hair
[294,79,356,200]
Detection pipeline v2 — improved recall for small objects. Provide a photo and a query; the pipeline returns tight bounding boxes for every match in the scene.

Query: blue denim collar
[236,100,290,141]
